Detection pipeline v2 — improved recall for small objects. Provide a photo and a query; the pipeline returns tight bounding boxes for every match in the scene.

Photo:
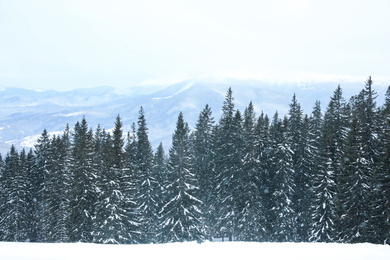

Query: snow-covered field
[0,241,389,260]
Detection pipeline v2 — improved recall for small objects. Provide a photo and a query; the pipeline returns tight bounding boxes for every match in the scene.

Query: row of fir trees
[0,76,390,244]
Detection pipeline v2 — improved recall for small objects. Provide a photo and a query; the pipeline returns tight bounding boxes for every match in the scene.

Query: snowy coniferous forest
[1,76,390,245]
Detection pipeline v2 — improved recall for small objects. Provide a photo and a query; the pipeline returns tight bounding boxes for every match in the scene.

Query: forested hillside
[1,76,389,244]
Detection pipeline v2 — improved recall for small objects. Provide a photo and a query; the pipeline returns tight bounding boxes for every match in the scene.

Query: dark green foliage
[0,79,389,244]
[214,88,244,241]
[309,101,337,242]
[376,86,390,244]
[135,107,159,243]
[288,94,310,241]
[159,112,205,242]
[192,104,215,240]
[268,113,296,242]
[67,117,97,242]
[0,146,29,241]
[93,116,137,244]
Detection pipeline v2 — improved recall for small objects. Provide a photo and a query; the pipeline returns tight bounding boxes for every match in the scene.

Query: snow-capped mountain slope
[0,78,387,155]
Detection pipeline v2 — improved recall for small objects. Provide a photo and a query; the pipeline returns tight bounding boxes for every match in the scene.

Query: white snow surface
[0,241,389,260]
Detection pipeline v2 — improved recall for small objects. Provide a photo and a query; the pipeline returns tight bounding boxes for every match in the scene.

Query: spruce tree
[159,112,204,242]
[268,113,296,242]
[237,102,266,241]
[192,104,215,240]
[323,85,349,238]
[44,135,70,242]
[0,146,29,241]
[135,107,158,243]
[153,142,168,243]
[25,149,40,242]
[33,129,51,241]
[67,117,97,242]
[309,101,337,242]
[338,110,371,243]
[214,88,244,241]
[376,85,390,244]
[254,112,273,240]
[122,126,140,243]
[287,94,309,241]
[93,116,134,244]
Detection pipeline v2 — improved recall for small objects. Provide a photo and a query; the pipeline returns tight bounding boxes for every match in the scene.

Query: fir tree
[0,146,29,241]
[44,135,70,242]
[93,116,134,244]
[135,107,158,243]
[269,113,296,242]
[192,104,215,240]
[376,85,390,244]
[159,112,204,242]
[338,111,371,243]
[214,88,244,241]
[323,85,349,238]
[25,149,40,242]
[287,94,309,241]
[153,142,168,243]
[67,117,97,242]
[237,102,266,241]
[255,112,274,240]
[309,101,337,242]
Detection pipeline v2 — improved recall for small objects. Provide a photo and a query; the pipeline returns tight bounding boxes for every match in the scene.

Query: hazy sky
[1,0,390,90]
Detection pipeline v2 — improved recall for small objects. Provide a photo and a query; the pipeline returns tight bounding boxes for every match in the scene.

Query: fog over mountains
[0,78,388,155]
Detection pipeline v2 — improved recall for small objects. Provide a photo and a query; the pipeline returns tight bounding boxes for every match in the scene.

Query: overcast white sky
[1,0,390,90]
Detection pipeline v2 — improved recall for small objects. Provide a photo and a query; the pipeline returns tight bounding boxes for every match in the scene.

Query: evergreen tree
[44,135,70,242]
[323,85,349,238]
[309,101,337,242]
[192,104,215,240]
[287,94,309,241]
[67,117,97,242]
[376,85,390,244]
[254,112,273,240]
[153,142,168,243]
[237,102,266,241]
[34,129,51,241]
[93,116,134,244]
[214,88,244,241]
[25,149,40,242]
[135,107,158,243]
[0,146,29,241]
[338,111,371,243]
[159,112,204,242]
[122,126,140,243]
[268,113,296,242]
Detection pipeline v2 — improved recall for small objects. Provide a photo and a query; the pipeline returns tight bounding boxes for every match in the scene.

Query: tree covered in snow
[93,116,136,244]
[43,134,71,242]
[67,117,97,242]
[213,88,245,241]
[376,85,390,244]
[237,102,267,241]
[338,77,380,243]
[192,104,215,240]
[1,79,390,244]
[0,145,29,241]
[135,107,159,243]
[268,113,296,242]
[159,112,205,242]
[309,101,337,242]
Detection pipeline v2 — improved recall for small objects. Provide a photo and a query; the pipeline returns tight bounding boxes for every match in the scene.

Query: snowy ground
[1,241,389,260]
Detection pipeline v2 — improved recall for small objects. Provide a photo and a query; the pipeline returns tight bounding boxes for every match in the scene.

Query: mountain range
[0,77,388,155]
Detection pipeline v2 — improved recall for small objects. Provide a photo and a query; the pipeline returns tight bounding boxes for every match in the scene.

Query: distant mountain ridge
[0,78,387,155]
